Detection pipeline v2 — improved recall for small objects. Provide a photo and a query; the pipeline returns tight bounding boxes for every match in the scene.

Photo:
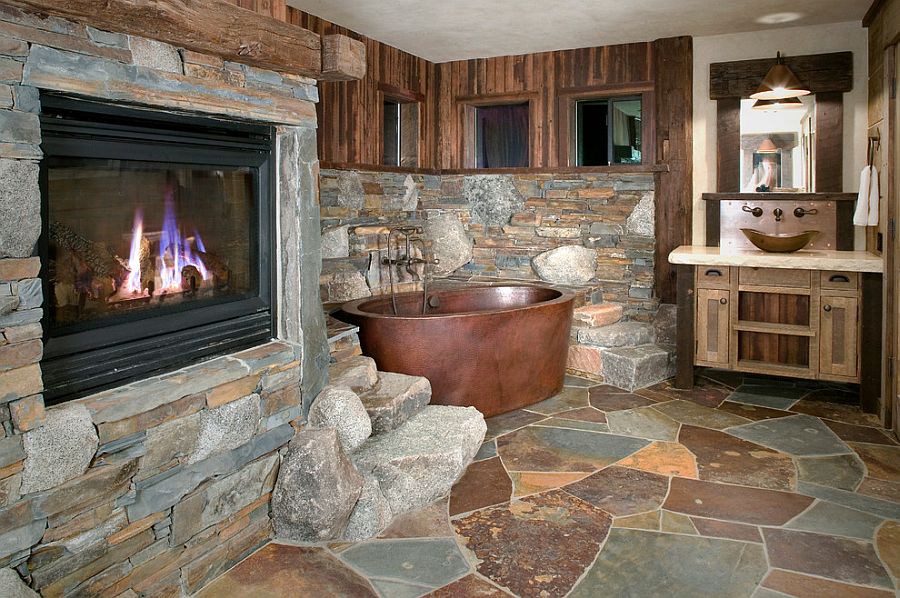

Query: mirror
[739,96,815,192]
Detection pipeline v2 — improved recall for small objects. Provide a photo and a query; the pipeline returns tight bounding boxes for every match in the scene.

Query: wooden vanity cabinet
[691,265,863,383]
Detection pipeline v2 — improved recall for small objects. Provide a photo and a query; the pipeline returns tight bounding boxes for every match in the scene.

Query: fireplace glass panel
[47,158,256,330]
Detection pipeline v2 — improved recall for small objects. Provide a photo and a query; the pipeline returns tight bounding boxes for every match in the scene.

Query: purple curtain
[478,104,529,168]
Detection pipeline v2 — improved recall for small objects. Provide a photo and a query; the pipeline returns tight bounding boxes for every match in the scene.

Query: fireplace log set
[49,221,230,322]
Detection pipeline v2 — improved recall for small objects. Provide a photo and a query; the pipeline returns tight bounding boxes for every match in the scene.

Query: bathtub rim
[336,284,576,321]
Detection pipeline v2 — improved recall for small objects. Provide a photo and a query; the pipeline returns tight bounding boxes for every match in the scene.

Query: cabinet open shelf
[734,321,814,337]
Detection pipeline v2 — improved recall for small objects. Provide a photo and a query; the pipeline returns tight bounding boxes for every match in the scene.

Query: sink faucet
[773,208,783,222]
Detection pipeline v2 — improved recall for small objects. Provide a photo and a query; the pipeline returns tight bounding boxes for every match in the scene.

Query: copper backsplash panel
[719,200,838,251]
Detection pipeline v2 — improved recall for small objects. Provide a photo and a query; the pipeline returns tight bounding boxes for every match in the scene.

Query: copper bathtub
[336,285,574,417]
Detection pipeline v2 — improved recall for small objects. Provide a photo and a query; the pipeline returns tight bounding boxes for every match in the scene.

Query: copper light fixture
[750,52,811,100]
[751,96,805,111]
[757,138,779,154]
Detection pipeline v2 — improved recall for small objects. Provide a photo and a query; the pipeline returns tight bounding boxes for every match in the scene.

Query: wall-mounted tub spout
[382,225,440,315]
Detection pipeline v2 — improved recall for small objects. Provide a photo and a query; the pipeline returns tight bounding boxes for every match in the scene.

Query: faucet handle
[773,208,784,222]
[793,207,818,218]
[742,205,763,217]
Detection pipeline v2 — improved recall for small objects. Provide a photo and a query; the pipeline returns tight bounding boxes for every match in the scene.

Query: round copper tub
[336,285,575,417]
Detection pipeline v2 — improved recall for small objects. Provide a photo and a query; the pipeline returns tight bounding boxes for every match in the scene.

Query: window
[474,103,529,168]
[382,99,419,167]
[575,96,642,166]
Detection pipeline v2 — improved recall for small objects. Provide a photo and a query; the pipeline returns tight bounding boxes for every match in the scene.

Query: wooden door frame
[888,45,899,434]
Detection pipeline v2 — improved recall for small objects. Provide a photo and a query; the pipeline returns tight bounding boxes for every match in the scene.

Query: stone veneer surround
[0,4,329,596]
[318,168,659,320]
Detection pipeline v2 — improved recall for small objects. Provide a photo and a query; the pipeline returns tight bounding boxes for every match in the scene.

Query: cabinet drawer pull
[823,304,832,312]
[705,269,723,277]
[828,274,850,283]
[719,297,728,305]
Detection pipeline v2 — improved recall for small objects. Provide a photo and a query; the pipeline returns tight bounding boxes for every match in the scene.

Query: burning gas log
[50,221,128,301]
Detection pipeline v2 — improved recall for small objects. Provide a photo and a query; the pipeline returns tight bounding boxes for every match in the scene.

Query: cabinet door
[819,295,859,379]
[696,288,730,366]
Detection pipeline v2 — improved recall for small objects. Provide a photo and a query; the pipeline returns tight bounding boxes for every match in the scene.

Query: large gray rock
[342,473,393,541]
[576,321,655,348]
[20,404,98,494]
[352,405,486,514]
[326,270,371,302]
[532,245,596,285]
[308,386,372,452]
[321,225,350,259]
[464,175,524,226]
[0,159,40,259]
[358,372,431,435]
[329,355,378,393]
[272,428,364,542]
[601,344,676,392]
[625,192,655,237]
[190,394,260,464]
[423,212,473,276]
[653,304,678,345]
[336,171,365,210]
[0,568,39,598]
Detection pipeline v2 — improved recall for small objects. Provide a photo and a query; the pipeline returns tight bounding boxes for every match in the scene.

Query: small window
[383,99,419,167]
[474,103,529,168]
[575,97,642,166]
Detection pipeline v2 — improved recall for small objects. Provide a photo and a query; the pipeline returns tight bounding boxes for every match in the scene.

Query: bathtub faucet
[382,226,439,315]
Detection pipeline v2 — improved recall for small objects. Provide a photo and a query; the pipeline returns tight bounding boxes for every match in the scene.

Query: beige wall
[692,21,869,248]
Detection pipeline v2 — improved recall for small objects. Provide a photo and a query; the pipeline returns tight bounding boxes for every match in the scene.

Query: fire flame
[121,188,211,297]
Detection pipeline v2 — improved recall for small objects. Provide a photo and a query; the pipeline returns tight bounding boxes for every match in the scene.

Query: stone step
[329,355,378,393]
[600,344,676,392]
[351,405,486,518]
[566,343,604,380]
[572,303,624,327]
[357,371,432,435]
[576,321,655,348]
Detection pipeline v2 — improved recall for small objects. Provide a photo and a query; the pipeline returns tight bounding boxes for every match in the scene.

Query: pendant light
[751,96,805,111]
[750,52,810,100]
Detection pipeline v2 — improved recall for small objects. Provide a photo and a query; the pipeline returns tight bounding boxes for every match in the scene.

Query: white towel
[854,165,880,227]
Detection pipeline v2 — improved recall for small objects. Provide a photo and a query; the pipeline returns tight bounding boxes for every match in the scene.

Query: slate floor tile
[496,426,648,473]
[791,398,882,427]
[523,387,589,415]
[588,391,657,412]
[616,441,698,478]
[453,490,611,597]
[507,471,589,498]
[875,520,900,579]
[564,465,669,516]
[194,544,378,598]
[652,399,751,430]
[474,440,497,462]
[612,510,661,531]
[689,518,762,543]
[428,574,513,597]
[763,528,894,589]
[716,401,794,421]
[339,538,471,591]
[564,374,601,388]
[795,453,865,491]
[449,457,512,516]
[727,414,852,456]
[785,501,884,540]
[552,406,607,423]
[606,405,680,441]
[663,477,813,525]
[797,482,900,520]
[825,421,899,446]
[849,443,900,482]
[530,417,610,433]
[635,378,730,408]
[680,425,796,490]
[484,410,546,440]
[856,477,900,504]
[761,569,895,598]
[567,529,767,598]
[727,384,805,410]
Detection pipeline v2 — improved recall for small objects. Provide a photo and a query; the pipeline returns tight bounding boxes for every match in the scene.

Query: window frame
[460,93,539,169]
[557,85,655,167]
[378,83,423,168]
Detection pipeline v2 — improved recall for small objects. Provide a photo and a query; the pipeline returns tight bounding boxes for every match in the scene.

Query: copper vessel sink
[740,229,819,253]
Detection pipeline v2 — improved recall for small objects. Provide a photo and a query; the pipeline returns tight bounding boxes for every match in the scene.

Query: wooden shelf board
[735,321,815,337]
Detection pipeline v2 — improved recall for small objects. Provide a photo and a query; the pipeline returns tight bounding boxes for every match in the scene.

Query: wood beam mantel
[5,0,365,80]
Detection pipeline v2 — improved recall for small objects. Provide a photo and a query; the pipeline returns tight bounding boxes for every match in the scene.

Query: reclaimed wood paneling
[653,36,693,304]
[709,52,854,99]
[815,92,844,192]
[716,99,742,192]
[436,42,655,169]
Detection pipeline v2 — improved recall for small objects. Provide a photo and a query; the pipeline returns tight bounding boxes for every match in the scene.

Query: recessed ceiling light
[756,12,804,25]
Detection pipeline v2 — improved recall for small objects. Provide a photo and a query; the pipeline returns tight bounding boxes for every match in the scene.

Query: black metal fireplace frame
[38,95,277,404]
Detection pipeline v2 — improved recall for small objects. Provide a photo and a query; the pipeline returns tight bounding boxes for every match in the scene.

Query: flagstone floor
[196,371,900,598]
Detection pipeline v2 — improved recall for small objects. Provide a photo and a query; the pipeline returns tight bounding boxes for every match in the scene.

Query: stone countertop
[668,246,884,273]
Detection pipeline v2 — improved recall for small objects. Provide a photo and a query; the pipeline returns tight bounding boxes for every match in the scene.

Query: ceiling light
[751,97,805,111]
[757,139,779,154]
[750,52,811,100]
[756,12,803,25]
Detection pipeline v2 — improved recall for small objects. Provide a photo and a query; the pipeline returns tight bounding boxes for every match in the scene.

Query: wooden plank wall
[434,43,655,169]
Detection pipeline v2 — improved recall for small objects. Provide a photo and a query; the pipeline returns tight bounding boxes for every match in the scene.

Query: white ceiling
[286,0,868,63]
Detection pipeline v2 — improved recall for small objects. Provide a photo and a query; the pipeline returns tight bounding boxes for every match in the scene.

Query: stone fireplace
[0,4,329,595]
